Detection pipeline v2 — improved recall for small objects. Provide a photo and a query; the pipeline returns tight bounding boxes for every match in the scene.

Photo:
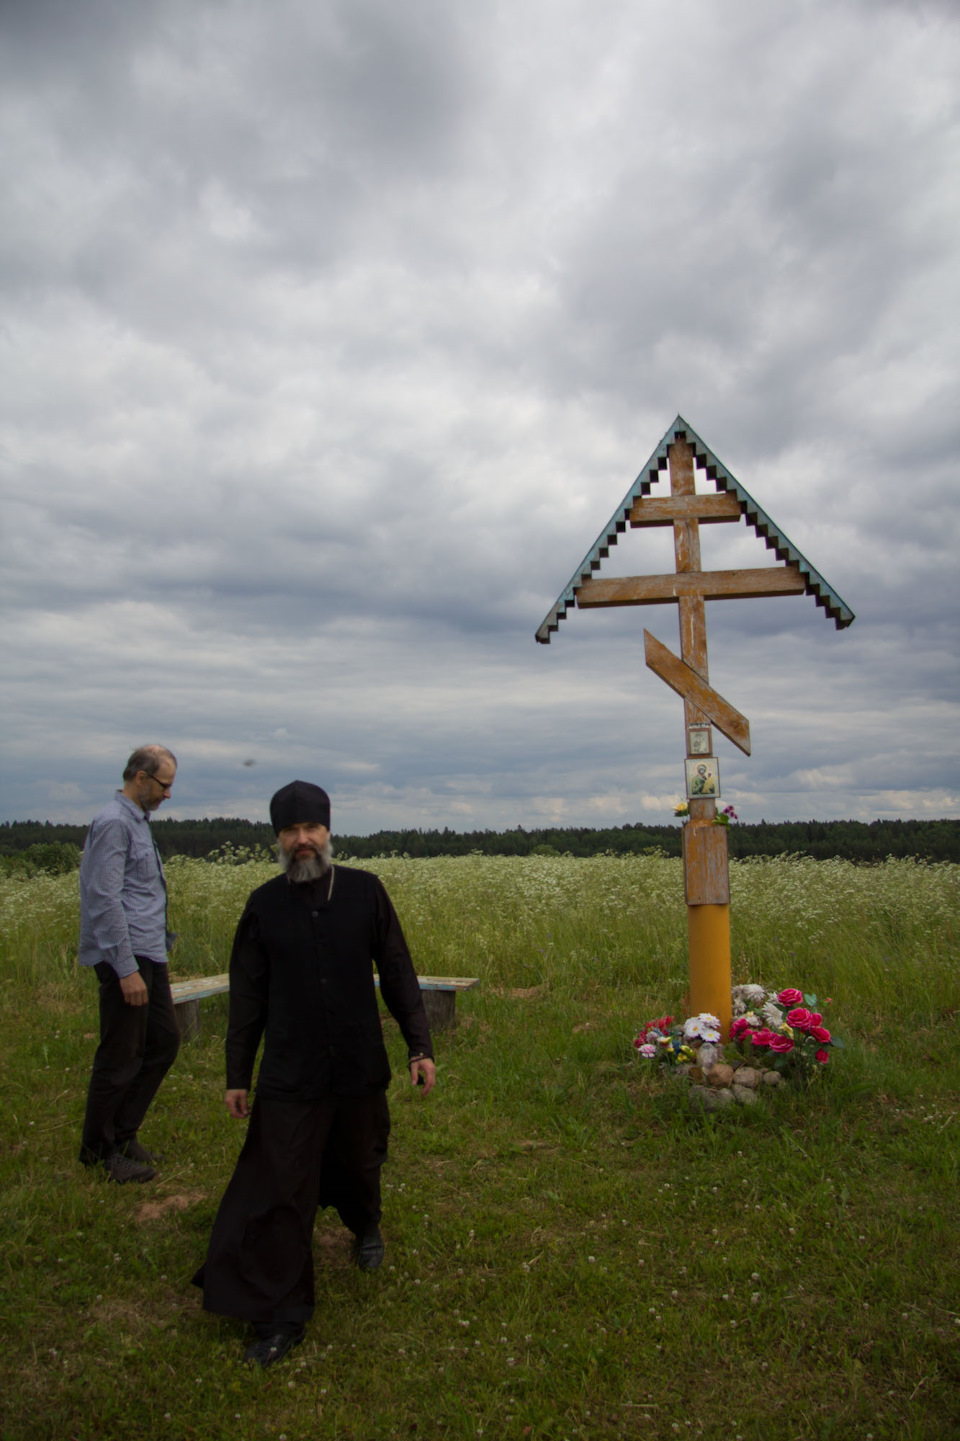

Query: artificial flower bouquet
[634,984,843,1085]
[728,983,843,1079]
[672,801,738,825]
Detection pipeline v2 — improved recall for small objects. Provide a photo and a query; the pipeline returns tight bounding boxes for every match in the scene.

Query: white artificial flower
[683,1013,722,1042]
[761,1001,783,1027]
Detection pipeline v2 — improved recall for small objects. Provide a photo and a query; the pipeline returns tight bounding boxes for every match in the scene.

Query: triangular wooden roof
[535,415,855,643]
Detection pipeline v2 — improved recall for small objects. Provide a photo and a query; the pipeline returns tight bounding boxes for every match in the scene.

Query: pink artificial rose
[769,1035,795,1053]
[815,1049,830,1064]
[750,1029,775,1048]
[808,1012,822,1028]
[811,1026,831,1044]
[731,1018,751,1040]
[786,1008,812,1030]
[778,988,803,1007]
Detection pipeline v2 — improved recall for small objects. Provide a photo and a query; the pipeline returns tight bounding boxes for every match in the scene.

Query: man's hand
[225,1089,250,1119]
[409,1058,436,1096]
[119,971,149,1007]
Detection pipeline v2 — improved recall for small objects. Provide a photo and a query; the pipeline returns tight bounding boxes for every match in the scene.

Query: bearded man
[194,780,435,1368]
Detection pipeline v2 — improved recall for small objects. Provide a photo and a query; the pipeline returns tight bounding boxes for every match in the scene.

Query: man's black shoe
[103,1153,156,1184]
[352,1226,384,1272]
[119,1139,165,1165]
[244,1328,303,1368]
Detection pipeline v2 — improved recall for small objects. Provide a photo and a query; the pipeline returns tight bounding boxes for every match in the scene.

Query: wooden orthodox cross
[536,417,854,1037]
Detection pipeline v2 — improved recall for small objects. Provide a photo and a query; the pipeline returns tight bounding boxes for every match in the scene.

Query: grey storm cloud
[1,0,958,832]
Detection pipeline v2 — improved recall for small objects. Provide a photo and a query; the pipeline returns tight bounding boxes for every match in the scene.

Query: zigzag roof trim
[535,414,855,643]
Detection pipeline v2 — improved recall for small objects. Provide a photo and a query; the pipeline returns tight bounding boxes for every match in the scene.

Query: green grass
[1,854,959,1440]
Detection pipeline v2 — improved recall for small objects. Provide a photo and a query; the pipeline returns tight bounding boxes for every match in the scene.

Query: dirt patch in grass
[136,1190,207,1222]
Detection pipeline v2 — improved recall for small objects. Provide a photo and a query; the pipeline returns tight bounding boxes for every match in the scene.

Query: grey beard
[278,838,333,883]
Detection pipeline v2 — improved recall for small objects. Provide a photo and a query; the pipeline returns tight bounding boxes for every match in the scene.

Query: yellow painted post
[686,905,732,1038]
[682,797,732,1039]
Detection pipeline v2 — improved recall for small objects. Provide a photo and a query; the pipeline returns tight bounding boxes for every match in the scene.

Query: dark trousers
[195,1092,390,1326]
[79,957,180,1163]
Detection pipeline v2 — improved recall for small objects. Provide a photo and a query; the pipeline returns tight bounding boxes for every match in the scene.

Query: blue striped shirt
[78,791,170,977]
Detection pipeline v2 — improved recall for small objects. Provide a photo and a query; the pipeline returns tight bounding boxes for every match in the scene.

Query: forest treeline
[1,815,959,874]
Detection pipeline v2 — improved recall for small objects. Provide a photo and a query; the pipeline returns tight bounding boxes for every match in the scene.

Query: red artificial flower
[786,1008,813,1031]
[811,1026,831,1044]
[769,1035,795,1053]
[638,1015,674,1043]
[750,1029,775,1048]
[730,1018,752,1040]
[815,1049,830,1064]
[808,1012,823,1028]
[778,988,803,1007]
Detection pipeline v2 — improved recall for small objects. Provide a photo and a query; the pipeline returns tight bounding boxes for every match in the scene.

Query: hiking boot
[118,1138,165,1165]
[352,1226,384,1271]
[104,1152,156,1184]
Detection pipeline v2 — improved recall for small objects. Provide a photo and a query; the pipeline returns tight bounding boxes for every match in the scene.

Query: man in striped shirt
[78,745,181,1183]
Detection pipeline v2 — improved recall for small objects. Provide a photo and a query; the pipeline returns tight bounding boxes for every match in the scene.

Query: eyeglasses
[144,772,174,793]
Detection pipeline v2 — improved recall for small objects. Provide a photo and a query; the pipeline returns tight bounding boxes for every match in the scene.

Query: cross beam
[577,567,807,606]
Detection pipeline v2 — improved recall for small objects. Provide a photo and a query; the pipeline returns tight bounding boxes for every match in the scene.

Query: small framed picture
[685,756,720,799]
[687,726,711,756]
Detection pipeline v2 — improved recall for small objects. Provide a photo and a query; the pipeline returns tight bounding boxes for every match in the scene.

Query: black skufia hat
[269,781,331,834]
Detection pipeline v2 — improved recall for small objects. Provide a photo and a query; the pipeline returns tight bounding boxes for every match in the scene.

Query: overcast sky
[1,0,958,834]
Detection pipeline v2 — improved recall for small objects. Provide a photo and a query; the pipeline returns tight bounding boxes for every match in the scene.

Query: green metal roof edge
[535,415,855,643]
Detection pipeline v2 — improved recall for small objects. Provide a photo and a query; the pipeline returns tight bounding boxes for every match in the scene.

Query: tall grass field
[1,852,958,1440]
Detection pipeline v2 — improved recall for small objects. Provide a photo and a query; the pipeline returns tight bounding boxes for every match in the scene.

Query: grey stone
[689,1085,735,1112]
[697,1043,723,1071]
[732,1084,760,1105]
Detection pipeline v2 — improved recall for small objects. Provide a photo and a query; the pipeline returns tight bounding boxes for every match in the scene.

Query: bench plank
[375,976,479,994]
[170,974,230,1004]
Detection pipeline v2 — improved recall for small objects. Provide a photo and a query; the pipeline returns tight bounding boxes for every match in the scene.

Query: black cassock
[194,864,432,1325]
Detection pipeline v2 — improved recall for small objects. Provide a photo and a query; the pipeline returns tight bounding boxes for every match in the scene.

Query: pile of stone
[676,1041,783,1111]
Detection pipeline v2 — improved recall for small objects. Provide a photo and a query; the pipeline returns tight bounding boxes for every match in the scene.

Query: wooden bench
[394,976,479,1032]
[169,973,230,1042]
[170,973,479,1042]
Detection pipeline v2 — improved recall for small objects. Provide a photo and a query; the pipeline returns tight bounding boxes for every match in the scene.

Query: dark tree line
[2,815,959,871]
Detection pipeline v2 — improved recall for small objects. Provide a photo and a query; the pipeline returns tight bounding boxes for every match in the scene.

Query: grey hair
[278,836,333,882]
[123,745,177,782]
